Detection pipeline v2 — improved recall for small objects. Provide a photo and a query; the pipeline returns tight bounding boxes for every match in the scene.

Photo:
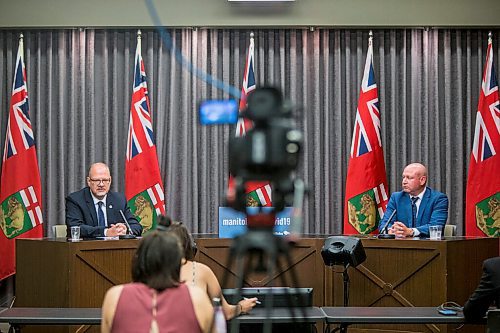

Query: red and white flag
[0,34,44,281]
[228,33,272,207]
[466,34,500,237]
[344,33,389,235]
[125,31,166,234]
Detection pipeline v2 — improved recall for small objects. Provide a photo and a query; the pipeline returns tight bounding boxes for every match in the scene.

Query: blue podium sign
[218,207,293,238]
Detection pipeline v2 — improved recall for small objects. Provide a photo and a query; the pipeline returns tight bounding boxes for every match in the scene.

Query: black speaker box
[321,236,366,267]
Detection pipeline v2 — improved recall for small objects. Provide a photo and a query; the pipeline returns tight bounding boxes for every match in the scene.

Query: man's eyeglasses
[89,178,111,185]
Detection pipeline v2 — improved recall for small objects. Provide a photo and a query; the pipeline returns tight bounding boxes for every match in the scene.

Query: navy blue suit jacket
[377,187,448,237]
[464,257,500,322]
[65,187,142,238]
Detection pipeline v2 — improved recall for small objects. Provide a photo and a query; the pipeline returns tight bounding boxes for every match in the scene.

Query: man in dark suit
[464,257,500,322]
[66,162,142,238]
[378,163,448,238]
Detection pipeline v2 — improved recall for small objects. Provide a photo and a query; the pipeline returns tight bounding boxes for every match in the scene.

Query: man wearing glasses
[66,162,142,238]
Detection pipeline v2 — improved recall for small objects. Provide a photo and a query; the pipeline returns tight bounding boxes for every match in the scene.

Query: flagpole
[488,31,492,43]
[137,29,142,40]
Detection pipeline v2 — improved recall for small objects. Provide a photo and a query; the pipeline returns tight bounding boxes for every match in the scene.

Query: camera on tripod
[200,86,303,229]
[228,87,302,218]
[200,87,309,332]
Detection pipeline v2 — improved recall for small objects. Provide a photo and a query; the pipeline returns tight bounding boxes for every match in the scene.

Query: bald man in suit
[66,162,142,238]
[378,163,448,238]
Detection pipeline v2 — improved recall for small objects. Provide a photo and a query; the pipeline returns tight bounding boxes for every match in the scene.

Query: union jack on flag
[126,39,155,161]
[125,31,166,232]
[235,33,256,138]
[472,40,500,163]
[466,34,500,237]
[350,43,382,158]
[344,33,389,235]
[228,32,272,207]
[0,34,44,281]
[3,40,35,161]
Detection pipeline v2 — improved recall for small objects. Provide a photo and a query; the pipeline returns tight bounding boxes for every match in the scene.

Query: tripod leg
[229,247,252,333]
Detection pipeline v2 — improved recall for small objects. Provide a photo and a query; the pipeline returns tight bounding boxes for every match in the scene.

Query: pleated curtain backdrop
[0,28,498,236]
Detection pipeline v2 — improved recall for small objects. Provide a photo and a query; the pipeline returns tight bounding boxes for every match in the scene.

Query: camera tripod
[221,215,309,333]
[326,264,351,333]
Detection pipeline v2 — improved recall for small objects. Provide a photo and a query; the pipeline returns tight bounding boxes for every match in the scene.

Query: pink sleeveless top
[111,282,203,333]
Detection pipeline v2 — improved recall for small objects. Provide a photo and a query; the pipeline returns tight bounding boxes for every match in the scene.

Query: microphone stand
[377,209,396,239]
[119,210,137,239]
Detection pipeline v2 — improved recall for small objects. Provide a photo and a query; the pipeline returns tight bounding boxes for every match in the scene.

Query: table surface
[0,307,101,325]
[322,307,466,324]
[233,307,325,323]
[0,306,471,325]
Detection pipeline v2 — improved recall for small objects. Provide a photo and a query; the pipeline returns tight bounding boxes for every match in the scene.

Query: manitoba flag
[228,32,272,207]
[0,34,44,281]
[465,34,500,237]
[125,31,165,234]
[344,33,389,235]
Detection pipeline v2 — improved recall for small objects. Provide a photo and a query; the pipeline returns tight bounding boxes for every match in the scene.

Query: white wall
[1,0,499,28]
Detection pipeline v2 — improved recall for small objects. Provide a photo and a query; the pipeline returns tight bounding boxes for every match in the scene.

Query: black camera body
[228,87,302,214]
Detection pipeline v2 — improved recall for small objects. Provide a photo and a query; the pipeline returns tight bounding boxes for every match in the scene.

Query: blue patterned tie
[411,197,419,228]
[97,201,105,227]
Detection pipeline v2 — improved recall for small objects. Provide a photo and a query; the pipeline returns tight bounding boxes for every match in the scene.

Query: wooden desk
[325,236,497,333]
[16,238,138,333]
[15,236,497,333]
[195,236,326,307]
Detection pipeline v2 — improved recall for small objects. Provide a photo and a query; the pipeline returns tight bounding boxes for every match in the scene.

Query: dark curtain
[0,28,498,236]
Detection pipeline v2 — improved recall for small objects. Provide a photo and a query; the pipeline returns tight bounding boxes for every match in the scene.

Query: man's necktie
[97,201,105,227]
[411,197,419,228]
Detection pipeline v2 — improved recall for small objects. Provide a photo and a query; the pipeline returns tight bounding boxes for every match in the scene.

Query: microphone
[119,210,137,239]
[377,209,397,239]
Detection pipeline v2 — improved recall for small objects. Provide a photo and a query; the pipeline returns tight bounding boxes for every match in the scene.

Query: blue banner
[218,207,293,238]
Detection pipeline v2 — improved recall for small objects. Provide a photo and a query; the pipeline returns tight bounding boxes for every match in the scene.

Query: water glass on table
[429,225,442,240]
[70,226,80,241]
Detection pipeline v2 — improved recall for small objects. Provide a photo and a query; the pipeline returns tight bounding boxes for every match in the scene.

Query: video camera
[199,86,303,229]
[228,87,302,214]
[201,88,308,330]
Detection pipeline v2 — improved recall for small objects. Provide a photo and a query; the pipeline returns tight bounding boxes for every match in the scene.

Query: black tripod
[326,264,351,333]
[221,220,308,333]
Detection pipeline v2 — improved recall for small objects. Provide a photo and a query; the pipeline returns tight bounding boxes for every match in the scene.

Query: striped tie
[411,197,419,228]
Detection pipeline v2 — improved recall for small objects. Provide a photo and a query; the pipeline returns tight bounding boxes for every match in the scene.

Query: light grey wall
[1,0,500,28]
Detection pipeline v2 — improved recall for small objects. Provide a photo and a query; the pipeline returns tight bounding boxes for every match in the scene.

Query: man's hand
[106,223,127,236]
[392,221,413,238]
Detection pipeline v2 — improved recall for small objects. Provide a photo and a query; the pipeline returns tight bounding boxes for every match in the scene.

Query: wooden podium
[16,238,139,333]
[325,237,498,333]
[15,236,497,333]
[195,236,326,307]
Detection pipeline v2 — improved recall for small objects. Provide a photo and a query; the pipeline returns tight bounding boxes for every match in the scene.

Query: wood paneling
[324,237,498,333]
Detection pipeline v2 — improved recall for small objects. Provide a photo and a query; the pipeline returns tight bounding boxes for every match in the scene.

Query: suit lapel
[417,187,431,224]
[402,193,412,222]
[84,188,98,226]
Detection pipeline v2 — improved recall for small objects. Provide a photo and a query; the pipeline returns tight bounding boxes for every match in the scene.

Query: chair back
[52,225,67,238]
[444,225,456,237]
